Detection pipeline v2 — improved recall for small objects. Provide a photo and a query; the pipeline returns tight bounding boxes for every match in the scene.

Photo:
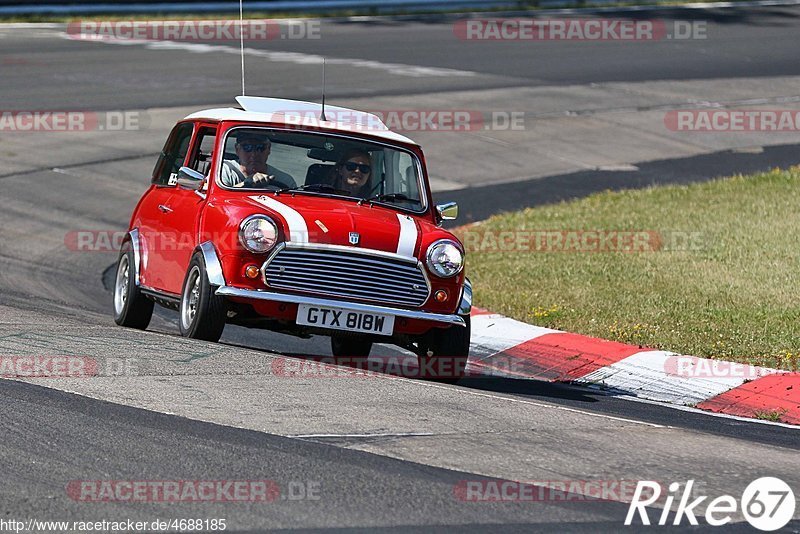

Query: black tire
[330,335,373,359]
[179,252,227,342]
[113,243,154,329]
[418,315,471,382]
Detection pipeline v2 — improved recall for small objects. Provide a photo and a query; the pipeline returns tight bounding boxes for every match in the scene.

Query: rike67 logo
[625,477,796,531]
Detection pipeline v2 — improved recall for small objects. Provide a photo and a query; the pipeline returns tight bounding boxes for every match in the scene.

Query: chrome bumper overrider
[215,286,466,327]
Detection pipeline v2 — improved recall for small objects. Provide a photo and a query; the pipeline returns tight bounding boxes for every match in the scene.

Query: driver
[220,131,296,189]
[333,148,372,197]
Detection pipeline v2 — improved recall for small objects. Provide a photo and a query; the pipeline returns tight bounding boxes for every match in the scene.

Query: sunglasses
[238,143,267,153]
[344,161,371,174]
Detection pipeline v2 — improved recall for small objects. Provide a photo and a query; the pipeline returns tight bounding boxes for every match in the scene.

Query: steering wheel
[241,176,294,190]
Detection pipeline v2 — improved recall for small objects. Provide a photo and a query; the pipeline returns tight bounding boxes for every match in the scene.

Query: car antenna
[320,58,329,122]
[239,0,246,96]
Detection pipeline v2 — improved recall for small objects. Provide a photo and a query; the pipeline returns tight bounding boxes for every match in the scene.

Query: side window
[398,152,413,195]
[369,150,385,196]
[151,122,194,186]
[388,151,416,196]
[188,127,217,177]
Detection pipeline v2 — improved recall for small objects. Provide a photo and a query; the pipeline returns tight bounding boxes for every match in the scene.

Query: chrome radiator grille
[263,245,430,307]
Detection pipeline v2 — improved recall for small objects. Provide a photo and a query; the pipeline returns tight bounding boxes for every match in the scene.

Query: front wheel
[418,315,471,382]
[113,244,153,329]
[179,252,227,342]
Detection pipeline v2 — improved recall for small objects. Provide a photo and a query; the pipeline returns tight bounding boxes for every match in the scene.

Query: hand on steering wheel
[243,173,293,190]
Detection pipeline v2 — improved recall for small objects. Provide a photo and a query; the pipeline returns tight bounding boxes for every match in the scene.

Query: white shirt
[219,160,297,189]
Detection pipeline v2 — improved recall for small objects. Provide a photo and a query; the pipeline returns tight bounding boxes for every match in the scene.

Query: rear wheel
[113,244,153,329]
[418,315,471,382]
[179,252,227,342]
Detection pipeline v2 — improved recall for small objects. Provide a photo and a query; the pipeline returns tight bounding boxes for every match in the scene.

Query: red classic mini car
[113,97,471,379]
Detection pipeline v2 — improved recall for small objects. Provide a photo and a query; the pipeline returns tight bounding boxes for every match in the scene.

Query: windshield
[218,127,426,213]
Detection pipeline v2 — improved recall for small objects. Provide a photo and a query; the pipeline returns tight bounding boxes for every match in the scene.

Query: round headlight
[426,239,464,278]
[239,216,279,253]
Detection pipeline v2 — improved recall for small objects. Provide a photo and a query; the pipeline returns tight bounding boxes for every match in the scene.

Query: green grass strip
[455,167,800,370]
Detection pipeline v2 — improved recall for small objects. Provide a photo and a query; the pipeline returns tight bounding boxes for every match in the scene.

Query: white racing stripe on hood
[250,195,308,244]
[396,214,418,258]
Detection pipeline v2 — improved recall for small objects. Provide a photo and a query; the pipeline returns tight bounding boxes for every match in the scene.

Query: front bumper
[215,286,466,327]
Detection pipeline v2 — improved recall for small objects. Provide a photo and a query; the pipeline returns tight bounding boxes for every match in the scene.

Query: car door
[136,121,194,293]
[159,124,218,295]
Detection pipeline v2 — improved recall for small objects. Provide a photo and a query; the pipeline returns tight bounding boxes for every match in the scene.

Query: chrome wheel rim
[181,266,201,330]
[113,255,129,316]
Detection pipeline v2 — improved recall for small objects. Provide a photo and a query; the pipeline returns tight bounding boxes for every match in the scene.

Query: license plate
[296,304,394,336]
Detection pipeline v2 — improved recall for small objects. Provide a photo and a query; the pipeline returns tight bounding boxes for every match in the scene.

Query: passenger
[334,148,373,197]
[220,131,295,189]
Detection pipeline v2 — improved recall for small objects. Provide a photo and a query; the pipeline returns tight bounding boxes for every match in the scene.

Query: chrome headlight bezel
[239,215,279,254]
[425,239,464,278]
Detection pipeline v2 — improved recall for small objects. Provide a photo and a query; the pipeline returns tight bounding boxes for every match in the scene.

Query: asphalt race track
[1,5,800,531]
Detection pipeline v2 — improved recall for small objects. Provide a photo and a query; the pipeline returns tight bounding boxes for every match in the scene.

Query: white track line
[288,432,436,439]
[615,393,800,430]
[57,33,479,78]
[405,378,667,428]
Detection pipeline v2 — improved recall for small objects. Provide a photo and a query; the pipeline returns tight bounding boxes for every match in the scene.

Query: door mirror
[436,202,458,221]
[177,166,205,191]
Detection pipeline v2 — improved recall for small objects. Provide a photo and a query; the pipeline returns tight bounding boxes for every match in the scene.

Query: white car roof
[184,96,419,146]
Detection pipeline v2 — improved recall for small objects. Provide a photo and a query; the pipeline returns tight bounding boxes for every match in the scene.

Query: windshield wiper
[274,183,344,195]
[359,193,419,205]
